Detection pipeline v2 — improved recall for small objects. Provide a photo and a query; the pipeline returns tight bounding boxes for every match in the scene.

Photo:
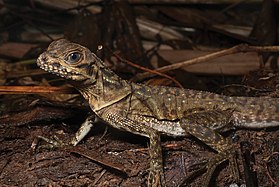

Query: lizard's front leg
[38,115,96,147]
[148,130,165,187]
[101,109,166,187]
[180,109,239,186]
[70,115,96,146]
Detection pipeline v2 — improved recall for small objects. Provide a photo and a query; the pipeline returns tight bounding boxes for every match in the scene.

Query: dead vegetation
[0,0,278,186]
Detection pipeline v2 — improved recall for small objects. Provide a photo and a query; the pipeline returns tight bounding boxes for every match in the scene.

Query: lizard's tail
[229,96,279,129]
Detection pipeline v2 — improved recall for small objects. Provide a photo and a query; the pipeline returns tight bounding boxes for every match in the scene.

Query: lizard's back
[112,83,279,136]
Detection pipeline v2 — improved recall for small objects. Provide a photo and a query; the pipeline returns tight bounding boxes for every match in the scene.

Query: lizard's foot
[203,152,239,186]
[181,151,239,186]
[179,160,207,186]
[187,159,208,172]
[37,135,70,149]
[148,168,166,187]
[36,116,95,149]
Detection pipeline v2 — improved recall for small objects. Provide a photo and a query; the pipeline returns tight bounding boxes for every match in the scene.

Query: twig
[0,86,76,94]
[112,52,184,88]
[93,169,106,186]
[132,44,279,81]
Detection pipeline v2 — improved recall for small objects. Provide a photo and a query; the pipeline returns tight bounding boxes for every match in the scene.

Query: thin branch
[112,52,184,88]
[132,44,279,82]
[0,86,76,94]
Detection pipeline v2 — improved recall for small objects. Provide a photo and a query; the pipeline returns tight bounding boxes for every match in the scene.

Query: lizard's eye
[66,52,81,64]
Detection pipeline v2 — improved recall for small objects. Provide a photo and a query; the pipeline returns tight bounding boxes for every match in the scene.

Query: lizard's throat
[76,72,132,112]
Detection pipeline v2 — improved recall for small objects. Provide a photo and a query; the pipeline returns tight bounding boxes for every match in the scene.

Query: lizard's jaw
[37,53,81,80]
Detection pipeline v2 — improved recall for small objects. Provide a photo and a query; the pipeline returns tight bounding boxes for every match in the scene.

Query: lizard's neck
[75,65,132,112]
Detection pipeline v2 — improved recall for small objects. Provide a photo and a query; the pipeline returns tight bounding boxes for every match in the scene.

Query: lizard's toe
[37,135,70,149]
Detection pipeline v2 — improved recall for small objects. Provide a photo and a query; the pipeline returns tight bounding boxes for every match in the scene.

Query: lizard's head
[37,39,100,82]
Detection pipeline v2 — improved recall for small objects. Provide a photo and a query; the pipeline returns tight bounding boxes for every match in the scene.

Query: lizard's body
[37,39,279,186]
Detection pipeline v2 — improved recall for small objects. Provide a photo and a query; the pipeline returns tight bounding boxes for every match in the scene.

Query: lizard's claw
[187,159,208,172]
[202,152,239,186]
[148,169,165,187]
[36,116,95,149]
[37,135,70,149]
[180,151,239,187]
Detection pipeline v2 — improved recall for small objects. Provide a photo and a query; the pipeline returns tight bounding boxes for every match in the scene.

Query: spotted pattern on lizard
[37,39,279,187]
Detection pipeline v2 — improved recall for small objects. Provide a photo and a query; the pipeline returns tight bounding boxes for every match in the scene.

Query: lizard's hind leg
[179,110,239,186]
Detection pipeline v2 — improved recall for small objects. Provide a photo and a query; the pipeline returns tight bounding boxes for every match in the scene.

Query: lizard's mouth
[37,53,80,79]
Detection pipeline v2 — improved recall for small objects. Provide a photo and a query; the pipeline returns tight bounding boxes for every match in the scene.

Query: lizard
[37,39,279,187]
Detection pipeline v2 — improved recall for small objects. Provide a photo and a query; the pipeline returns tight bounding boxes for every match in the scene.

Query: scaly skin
[37,39,279,186]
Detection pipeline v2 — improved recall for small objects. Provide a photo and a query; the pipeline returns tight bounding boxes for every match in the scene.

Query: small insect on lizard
[37,39,279,187]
